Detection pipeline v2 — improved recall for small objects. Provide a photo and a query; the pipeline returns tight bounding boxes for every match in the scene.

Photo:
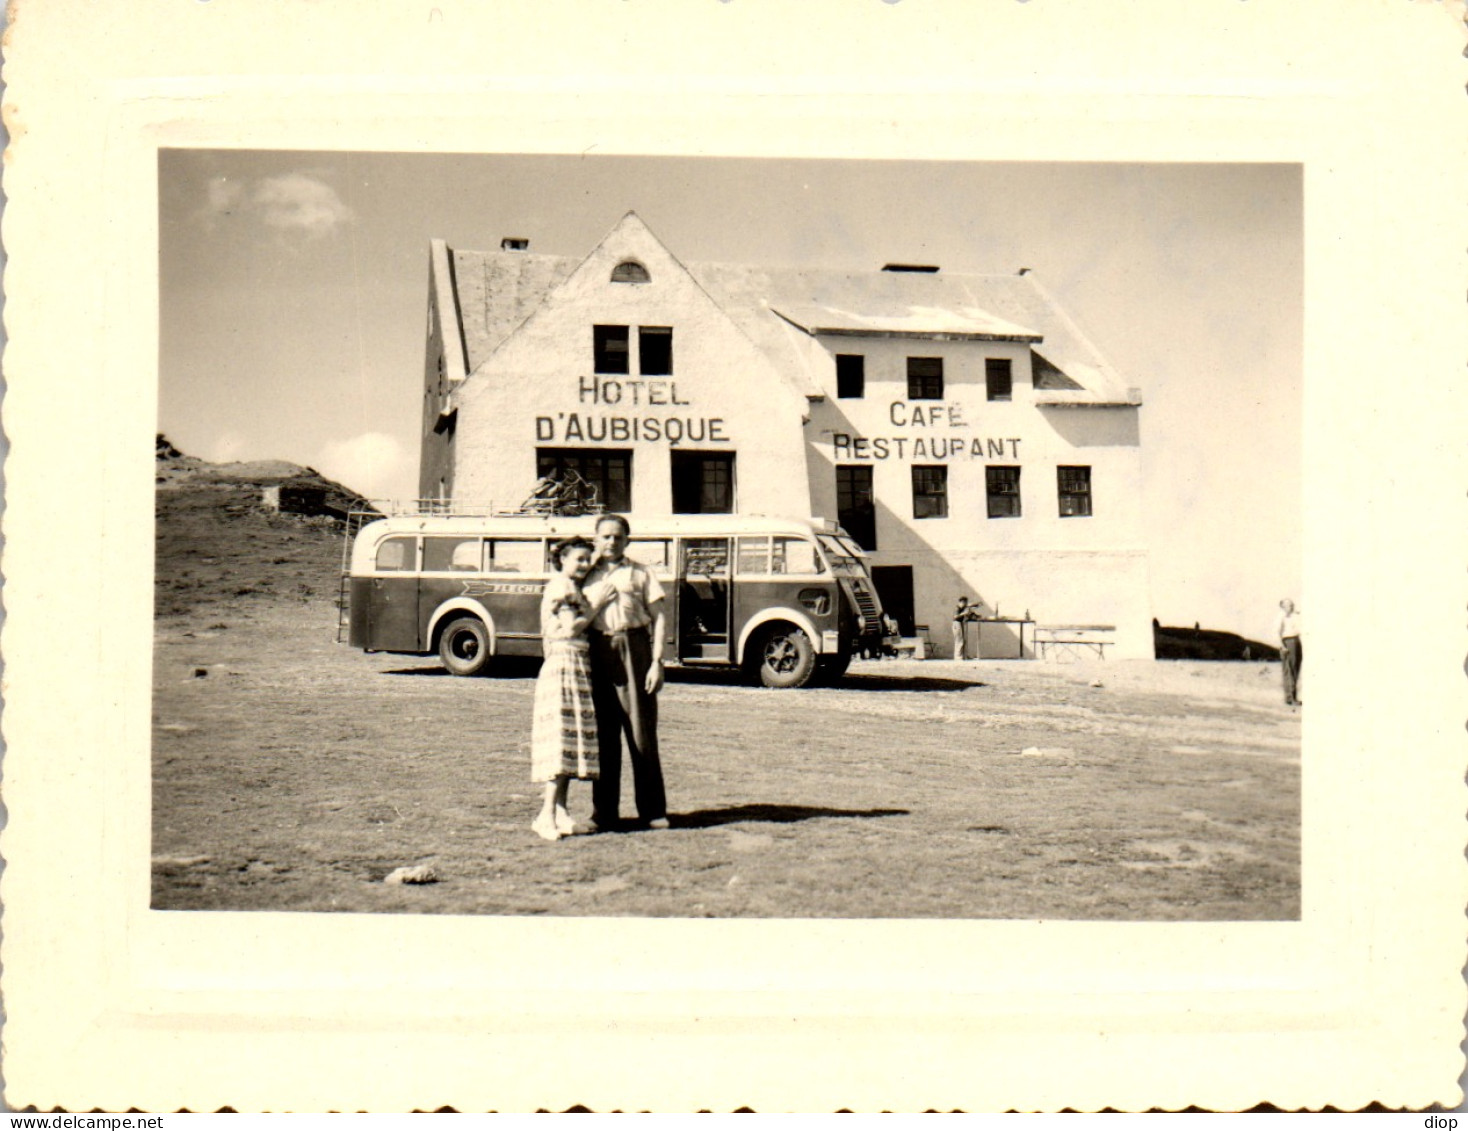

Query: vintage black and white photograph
[8,0,1465,1112]
[153,153,1303,920]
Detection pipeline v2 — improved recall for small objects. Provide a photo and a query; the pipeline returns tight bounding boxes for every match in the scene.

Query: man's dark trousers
[589,626,666,825]
[1281,635,1302,705]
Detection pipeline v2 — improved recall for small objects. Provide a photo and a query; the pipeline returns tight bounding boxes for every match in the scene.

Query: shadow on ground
[665,665,984,693]
[835,672,986,693]
[382,660,985,693]
[668,803,910,830]
[383,658,543,680]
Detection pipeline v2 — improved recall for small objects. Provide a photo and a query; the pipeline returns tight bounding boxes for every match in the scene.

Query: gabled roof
[451,247,577,374]
[771,300,1042,341]
[439,219,1138,406]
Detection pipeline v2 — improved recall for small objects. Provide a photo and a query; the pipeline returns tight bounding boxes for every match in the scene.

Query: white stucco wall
[427,222,1152,659]
[803,335,1154,658]
[450,218,812,517]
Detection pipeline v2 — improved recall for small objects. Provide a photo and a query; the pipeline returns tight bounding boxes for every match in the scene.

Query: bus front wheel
[750,623,817,689]
[438,616,491,677]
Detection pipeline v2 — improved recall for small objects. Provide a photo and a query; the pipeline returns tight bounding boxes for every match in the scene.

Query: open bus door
[677,537,732,663]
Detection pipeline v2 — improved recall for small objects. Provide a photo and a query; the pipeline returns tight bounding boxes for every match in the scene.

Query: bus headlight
[798,589,831,615]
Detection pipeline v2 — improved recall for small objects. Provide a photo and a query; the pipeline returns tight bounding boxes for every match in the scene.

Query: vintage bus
[342,512,893,687]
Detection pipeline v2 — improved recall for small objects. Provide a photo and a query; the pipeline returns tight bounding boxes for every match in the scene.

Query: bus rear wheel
[749,623,817,689]
[438,616,491,677]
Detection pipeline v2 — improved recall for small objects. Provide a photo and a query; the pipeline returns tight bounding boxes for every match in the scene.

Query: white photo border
[3,0,1465,1112]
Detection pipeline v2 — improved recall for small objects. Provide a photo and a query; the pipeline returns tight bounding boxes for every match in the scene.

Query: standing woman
[530,536,612,841]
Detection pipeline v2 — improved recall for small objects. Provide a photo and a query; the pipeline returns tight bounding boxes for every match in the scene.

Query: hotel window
[836,354,865,399]
[1058,465,1093,517]
[907,356,944,400]
[986,358,1013,402]
[835,465,877,550]
[671,451,735,514]
[536,448,632,513]
[593,325,630,375]
[611,260,650,284]
[911,465,948,519]
[986,466,1022,518]
[639,326,673,376]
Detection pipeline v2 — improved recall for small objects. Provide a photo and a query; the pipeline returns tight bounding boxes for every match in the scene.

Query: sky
[158,152,1301,643]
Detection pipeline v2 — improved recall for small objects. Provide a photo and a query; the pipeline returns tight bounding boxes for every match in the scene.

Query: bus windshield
[817,534,869,577]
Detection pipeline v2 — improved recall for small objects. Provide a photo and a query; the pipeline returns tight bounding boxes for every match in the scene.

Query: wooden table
[966,616,1035,660]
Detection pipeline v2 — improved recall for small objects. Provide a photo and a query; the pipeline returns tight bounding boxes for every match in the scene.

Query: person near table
[952,595,978,660]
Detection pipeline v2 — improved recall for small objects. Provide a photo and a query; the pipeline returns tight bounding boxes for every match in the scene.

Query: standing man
[583,514,669,831]
[952,595,974,661]
[1277,598,1303,707]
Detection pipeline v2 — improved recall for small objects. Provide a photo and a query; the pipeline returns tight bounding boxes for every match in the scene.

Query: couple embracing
[530,513,668,841]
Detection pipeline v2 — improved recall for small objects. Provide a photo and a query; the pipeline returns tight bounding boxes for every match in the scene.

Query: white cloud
[315,432,417,501]
[253,173,353,237]
[206,176,244,214]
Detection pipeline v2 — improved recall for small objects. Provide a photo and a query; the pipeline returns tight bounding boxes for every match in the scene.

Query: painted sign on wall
[532,373,731,447]
[830,401,1021,461]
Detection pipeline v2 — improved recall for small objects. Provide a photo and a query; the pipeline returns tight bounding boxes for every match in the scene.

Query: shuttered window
[911,465,948,519]
[986,466,1021,518]
[1058,465,1092,517]
[907,356,944,400]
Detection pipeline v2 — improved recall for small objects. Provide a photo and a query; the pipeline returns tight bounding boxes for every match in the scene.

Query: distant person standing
[1277,598,1303,707]
[952,596,974,660]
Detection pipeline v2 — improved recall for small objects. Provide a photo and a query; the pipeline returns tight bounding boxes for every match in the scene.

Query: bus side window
[736,536,771,575]
[423,536,483,572]
[489,539,545,574]
[773,537,822,575]
[375,536,417,572]
[682,538,730,576]
[629,538,672,576]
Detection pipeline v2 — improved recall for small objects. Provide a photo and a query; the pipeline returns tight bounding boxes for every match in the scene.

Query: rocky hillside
[154,435,377,620]
[1154,623,1279,662]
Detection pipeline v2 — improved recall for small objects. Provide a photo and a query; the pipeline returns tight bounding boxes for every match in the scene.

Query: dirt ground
[152,595,1300,919]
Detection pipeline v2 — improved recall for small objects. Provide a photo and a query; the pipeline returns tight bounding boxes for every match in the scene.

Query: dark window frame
[836,354,866,399]
[671,450,736,514]
[986,465,1022,519]
[639,326,673,376]
[911,464,949,520]
[536,448,633,513]
[593,325,630,375]
[1057,465,1093,517]
[907,356,944,400]
[835,464,877,550]
[986,358,1013,402]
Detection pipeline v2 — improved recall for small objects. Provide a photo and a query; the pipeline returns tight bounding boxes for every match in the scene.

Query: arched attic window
[610,260,651,284]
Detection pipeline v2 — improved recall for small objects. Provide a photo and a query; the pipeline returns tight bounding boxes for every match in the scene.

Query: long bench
[1033,624,1115,661]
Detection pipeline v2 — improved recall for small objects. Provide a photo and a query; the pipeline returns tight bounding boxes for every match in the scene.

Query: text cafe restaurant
[420,213,1154,659]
